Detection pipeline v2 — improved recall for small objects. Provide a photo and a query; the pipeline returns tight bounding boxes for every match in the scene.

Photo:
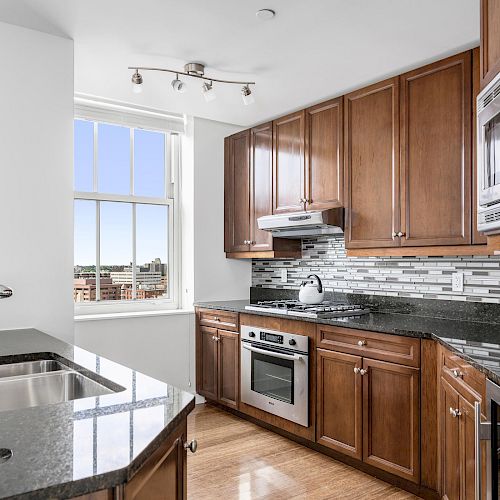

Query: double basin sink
[0,359,117,412]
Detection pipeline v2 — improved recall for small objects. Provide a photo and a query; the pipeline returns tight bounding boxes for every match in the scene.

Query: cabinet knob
[392,232,397,238]
[359,369,368,376]
[213,316,220,321]
[449,407,462,418]
[353,367,360,374]
[452,369,463,378]
[397,232,405,237]
[357,340,367,347]
[212,335,219,342]
[184,439,198,453]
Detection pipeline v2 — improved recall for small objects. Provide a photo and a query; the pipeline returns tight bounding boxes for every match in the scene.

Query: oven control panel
[240,325,309,353]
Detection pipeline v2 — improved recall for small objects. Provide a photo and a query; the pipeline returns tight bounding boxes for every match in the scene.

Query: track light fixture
[202,81,216,102]
[131,69,143,94]
[241,85,254,105]
[128,62,255,105]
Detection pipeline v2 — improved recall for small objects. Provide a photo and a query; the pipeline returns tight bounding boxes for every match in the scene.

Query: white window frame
[74,99,183,315]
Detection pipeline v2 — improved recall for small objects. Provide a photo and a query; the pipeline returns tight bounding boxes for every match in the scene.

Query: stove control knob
[289,339,296,346]
[248,331,256,338]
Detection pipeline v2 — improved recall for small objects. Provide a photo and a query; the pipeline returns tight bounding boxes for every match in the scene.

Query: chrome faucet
[0,285,13,299]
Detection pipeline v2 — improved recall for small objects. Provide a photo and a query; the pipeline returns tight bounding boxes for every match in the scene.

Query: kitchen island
[0,328,195,499]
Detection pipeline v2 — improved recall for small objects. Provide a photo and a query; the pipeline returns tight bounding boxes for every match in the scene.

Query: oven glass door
[484,114,500,193]
[251,349,294,404]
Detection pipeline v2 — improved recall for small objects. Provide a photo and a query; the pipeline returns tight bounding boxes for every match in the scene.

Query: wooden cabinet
[273,110,306,213]
[196,310,240,409]
[344,78,400,248]
[305,98,344,210]
[224,130,251,253]
[480,0,500,90]
[400,51,472,247]
[362,358,420,483]
[316,327,420,483]
[316,349,362,459]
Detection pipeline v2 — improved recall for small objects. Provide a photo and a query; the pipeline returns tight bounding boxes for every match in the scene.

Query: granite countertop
[0,328,195,500]
[195,299,500,386]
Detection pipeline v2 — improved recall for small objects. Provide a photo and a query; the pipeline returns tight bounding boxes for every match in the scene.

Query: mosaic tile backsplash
[252,236,500,304]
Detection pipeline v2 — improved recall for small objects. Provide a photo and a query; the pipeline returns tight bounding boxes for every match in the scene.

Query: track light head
[131,69,143,93]
[171,74,187,93]
[241,85,254,105]
[202,81,216,102]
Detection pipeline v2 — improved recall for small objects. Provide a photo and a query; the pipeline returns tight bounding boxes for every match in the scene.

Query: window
[74,110,180,312]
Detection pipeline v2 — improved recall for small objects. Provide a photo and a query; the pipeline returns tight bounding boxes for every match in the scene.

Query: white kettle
[299,274,325,304]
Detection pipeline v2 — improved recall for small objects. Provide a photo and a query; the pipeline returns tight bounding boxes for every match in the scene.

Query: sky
[74,120,168,267]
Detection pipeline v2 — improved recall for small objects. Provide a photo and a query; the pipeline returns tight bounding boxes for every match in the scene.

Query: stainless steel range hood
[257,208,344,238]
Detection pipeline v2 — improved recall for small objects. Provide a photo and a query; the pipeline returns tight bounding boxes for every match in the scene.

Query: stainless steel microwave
[477,71,500,234]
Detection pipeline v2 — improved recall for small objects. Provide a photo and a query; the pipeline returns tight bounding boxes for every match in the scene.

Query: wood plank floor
[187,404,419,500]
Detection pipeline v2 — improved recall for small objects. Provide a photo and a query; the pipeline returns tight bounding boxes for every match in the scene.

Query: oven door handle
[475,401,493,500]
[242,343,304,361]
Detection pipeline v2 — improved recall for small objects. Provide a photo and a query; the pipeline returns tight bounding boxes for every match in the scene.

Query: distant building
[73,278,121,302]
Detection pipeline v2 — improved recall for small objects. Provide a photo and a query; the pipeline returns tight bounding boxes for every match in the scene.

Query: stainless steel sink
[0,371,114,412]
[0,360,70,379]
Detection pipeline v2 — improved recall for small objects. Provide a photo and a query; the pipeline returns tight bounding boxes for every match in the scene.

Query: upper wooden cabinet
[400,51,472,247]
[224,130,251,253]
[305,98,344,210]
[480,0,500,90]
[344,78,400,248]
[273,110,306,213]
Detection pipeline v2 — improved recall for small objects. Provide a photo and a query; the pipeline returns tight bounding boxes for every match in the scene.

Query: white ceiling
[2,0,480,127]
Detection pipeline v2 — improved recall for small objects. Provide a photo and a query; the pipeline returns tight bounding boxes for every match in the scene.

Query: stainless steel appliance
[240,325,309,427]
[245,300,369,319]
[476,378,500,499]
[257,208,344,238]
[477,71,500,234]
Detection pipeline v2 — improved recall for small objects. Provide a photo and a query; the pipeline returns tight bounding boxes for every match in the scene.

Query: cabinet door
[400,51,472,246]
[480,0,500,89]
[344,78,400,248]
[197,326,218,400]
[316,349,362,459]
[440,377,461,500]
[273,110,305,213]
[362,358,419,483]
[473,47,488,245]
[305,98,343,210]
[250,122,273,251]
[224,130,250,252]
[125,420,186,500]
[217,329,239,409]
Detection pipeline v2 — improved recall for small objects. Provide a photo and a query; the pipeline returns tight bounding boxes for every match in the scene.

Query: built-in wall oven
[477,71,500,234]
[240,325,309,427]
[477,378,500,499]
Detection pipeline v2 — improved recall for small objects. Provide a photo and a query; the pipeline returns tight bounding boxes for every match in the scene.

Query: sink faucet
[0,285,13,299]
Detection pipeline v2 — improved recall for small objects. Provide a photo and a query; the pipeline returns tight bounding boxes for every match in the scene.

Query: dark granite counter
[0,329,195,500]
[195,299,500,386]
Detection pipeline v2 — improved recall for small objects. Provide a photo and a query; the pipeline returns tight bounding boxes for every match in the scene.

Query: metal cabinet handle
[184,439,198,453]
[452,369,463,378]
[212,336,219,342]
[357,340,367,347]
[359,369,368,376]
[353,367,360,374]
[397,232,405,237]
[213,316,220,321]
[392,232,397,238]
[0,285,13,299]
[449,407,462,418]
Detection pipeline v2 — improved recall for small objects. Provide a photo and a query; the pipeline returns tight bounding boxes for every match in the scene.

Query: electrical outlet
[451,272,464,292]
[281,269,287,283]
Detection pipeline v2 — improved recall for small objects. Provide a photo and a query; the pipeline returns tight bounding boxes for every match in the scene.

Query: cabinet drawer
[440,346,486,403]
[316,325,420,368]
[198,309,239,332]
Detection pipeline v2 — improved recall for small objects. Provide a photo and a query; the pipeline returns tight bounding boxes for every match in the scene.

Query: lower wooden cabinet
[317,349,420,483]
[196,320,239,409]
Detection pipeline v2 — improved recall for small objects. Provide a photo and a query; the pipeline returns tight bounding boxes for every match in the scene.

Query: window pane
[74,200,96,303]
[134,129,165,197]
[101,201,132,301]
[74,120,94,191]
[98,123,130,194]
[136,204,169,299]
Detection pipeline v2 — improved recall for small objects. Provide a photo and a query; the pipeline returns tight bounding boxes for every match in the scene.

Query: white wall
[75,117,250,391]
[0,22,74,342]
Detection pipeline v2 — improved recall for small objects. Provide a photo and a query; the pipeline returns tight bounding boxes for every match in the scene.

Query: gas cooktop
[245,300,369,319]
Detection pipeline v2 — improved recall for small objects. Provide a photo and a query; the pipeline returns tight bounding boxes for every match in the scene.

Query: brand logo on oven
[268,401,274,406]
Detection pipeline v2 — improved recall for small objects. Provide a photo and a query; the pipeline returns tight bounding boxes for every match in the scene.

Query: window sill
[74,308,194,322]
